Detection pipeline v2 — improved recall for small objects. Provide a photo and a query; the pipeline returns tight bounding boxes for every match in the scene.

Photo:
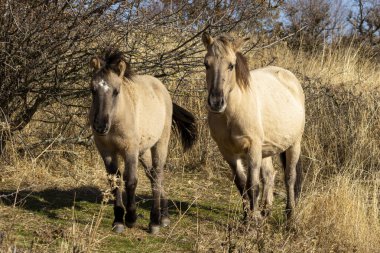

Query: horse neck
[225,81,244,116]
[114,81,136,122]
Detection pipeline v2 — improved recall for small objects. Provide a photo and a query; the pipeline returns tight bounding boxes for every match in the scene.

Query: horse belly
[262,137,291,157]
[261,102,304,157]
[138,99,168,151]
[139,126,164,151]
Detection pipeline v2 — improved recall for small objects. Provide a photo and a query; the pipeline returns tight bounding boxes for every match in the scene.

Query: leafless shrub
[0,0,126,153]
[282,0,336,50]
[0,0,282,155]
[347,0,380,59]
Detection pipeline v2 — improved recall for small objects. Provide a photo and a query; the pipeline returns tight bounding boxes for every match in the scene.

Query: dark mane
[212,35,251,89]
[235,52,250,89]
[99,48,134,79]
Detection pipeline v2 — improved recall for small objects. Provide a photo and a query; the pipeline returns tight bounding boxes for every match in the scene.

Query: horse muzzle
[93,118,110,135]
[208,93,226,113]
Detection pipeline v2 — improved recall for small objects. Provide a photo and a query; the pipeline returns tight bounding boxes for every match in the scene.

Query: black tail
[172,103,198,151]
[280,152,303,200]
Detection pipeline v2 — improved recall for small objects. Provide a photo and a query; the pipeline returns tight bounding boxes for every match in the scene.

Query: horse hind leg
[145,134,170,234]
[102,153,125,233]
[282,140,302,219]
[260,157,277,217]
[159,181,170,228]
[140,148,170,229]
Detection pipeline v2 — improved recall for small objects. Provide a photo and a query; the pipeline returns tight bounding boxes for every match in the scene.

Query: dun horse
[89,49,197,234]
[202,33,305,219]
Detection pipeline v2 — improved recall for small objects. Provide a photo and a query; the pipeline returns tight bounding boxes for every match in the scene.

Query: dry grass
[294,175,380,252]
[0,41,379,252]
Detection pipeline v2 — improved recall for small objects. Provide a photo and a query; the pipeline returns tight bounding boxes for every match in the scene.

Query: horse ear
[202,32,214,48]
[117,60,126,77]
[233,37,250,52]
[90,57,102,71]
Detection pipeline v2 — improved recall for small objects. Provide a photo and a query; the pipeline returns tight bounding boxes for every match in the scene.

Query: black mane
[99,48,134,79]
[235,51,250,89]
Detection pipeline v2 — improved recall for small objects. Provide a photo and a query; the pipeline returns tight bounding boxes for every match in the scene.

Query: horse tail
[279,152,303,200]
[172,103,198,151]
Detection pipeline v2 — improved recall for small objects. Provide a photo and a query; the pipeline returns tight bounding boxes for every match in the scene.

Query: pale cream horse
[202,33,305,219]
[89,49,197,234]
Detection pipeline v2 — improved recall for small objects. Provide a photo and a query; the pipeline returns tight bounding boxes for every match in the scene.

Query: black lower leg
[113,188,125,224]
[234,176,246,197]
[285,178,295,219]
[160,197,169,218]
[107,171,124,226]
[125,178,138,226]
[150,182,161,226]
[233,176,249,220]
[150,206,160,225]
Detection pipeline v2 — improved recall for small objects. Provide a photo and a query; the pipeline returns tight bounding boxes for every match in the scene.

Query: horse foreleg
[225,158,249,218]
[141,147,169,235]
[102,154,125,233]
[146,140,169,234]
[123,151,139,228]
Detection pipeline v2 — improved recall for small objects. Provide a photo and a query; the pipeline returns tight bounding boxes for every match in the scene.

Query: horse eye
[204,62,210,70]
[113,89,119,96]
[228,63,234,70]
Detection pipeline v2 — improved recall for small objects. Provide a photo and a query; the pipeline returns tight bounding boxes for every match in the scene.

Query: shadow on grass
[136,194,231,226]
[0,187,103,219]
[0,187,230,227]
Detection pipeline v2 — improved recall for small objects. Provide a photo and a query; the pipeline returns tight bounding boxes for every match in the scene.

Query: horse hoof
[125,221,136,228]
[125,214,137,228]
[161,217,170,227]
[285,209,293,220]
[112,223,125,233]
[149,224,160,234]
[261,209,271,217]
[243,211,264,226]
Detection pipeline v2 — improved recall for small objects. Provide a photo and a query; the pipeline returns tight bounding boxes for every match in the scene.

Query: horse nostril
[217,98,224,108]
[93,117,109,133]
[94,116,101,125]
[207,95,212,107]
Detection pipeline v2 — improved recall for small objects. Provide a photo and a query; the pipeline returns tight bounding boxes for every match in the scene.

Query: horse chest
[208,116,251,154]
[94,133,130,154]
